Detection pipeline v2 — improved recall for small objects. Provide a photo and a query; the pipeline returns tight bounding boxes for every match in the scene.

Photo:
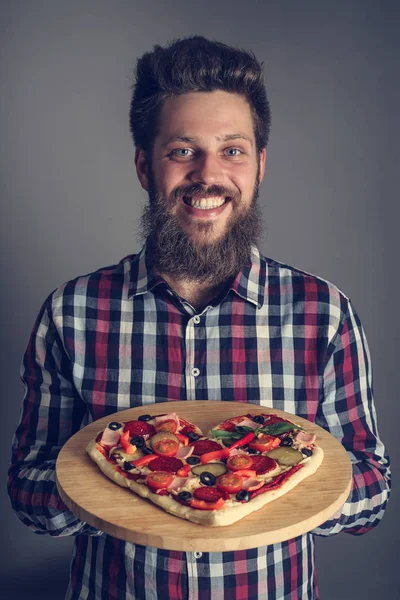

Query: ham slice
[176,445,194,459]
[99,427,121,448]
[154,413,180,429]
[237,417,260,430]
[295,431,316,446]
[167,477,189,491]
[242,477,264,491]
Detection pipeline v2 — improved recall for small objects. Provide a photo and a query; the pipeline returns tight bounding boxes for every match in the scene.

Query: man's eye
[170,148,194,158]
[225,148,242,157]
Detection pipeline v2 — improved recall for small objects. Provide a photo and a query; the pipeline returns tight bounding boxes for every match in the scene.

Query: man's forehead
[163,133,254,146]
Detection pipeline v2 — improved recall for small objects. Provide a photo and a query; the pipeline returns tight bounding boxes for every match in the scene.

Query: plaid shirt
[8,246,390,600]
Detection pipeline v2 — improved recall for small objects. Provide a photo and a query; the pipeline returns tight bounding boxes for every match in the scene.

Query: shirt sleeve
[311,298,391,536]
[7,294,102,537]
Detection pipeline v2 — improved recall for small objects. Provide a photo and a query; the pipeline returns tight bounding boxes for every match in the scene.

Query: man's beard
[140,169,263,285]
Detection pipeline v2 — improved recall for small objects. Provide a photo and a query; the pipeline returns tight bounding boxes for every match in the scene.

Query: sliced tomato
[193,487,223,503]
[216,472,243,494]
[249,434,281,453]
[146,471,174,491]
[227,454,253,471]
[155,419,177,434]
[153,439,179,457]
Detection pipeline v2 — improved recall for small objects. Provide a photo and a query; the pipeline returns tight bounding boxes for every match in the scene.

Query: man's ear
[258,148,267,185]
[135,148,149,191]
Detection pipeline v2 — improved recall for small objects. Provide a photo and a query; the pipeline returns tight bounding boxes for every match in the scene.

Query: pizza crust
[86,440,324,527]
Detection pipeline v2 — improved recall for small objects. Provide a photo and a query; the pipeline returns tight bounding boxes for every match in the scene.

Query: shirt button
[193,552,202,559]
[191,367,200,377]
[193,315,200,324]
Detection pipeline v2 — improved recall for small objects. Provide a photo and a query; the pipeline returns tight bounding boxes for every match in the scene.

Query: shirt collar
[127,245,266,308]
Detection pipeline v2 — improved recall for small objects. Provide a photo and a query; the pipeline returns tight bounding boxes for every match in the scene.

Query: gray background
[1,1,398,598]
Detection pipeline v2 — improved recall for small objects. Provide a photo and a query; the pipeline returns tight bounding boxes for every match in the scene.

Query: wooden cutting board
[56,401,352,552]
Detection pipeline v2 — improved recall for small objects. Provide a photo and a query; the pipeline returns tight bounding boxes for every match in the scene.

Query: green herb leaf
[259,422,303,436]
[235,425,257,433]
[211,430,242,439]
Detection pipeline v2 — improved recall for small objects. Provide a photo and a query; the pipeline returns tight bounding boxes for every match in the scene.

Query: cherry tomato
[249,434,281,453]
[146,471,173,491]
[226,454,254,471]
[153,439,179,457]
[216,473,243,494]
[155,419,177,434]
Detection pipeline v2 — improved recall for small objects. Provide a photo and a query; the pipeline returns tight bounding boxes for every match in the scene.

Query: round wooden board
[56,402,352,552]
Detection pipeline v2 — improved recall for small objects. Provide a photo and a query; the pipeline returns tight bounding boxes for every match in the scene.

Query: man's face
[135,90,266,282]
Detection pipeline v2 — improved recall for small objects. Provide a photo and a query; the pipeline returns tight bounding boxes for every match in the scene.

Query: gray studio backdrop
[1,1,398,599]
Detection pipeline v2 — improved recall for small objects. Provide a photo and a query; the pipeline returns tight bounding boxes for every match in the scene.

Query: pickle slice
[191,462,227,477]
[109,446,144,462]
[267,447,303,466]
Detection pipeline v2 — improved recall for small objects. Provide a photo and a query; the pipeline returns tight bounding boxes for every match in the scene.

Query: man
[8,36,390,600]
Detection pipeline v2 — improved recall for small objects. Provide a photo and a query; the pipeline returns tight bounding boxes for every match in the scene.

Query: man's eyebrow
[216,133,253,145]
[163,136,196,146]
[163,133,253,146]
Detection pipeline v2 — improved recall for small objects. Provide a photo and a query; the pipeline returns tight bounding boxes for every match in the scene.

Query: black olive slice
[200,472,216,486]
[138,414,152,422]
[131,436,145,448]
[141,446,154,455]
[178,491,192,502]
[186,456,201,465]
[108,421,122,431]
[301,447,313,457]
[187,432,200,442]
[123,461,135,471]
[236,490,250,502]
[281,437,294,447]
[252,415,265,424]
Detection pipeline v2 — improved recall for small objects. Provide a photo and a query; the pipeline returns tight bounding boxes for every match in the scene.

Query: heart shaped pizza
[86,411,323,526]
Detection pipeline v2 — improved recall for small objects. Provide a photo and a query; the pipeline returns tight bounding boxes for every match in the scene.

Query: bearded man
[8,37,390,600]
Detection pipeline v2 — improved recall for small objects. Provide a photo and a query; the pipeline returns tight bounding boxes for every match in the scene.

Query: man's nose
[188,154,222,185]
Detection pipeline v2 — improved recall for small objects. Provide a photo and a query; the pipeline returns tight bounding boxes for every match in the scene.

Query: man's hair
[129,36,270,155]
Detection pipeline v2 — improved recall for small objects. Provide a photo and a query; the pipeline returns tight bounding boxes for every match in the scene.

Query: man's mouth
[182,196,229,210]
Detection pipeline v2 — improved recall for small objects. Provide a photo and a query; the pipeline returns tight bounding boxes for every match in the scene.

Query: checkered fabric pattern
[8,246,390,600]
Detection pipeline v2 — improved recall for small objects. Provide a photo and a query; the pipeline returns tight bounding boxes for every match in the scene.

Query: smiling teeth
[189,197,226,209]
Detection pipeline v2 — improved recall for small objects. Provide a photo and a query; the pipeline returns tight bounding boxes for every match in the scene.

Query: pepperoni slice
[250,465,303,498]
[179,418,198,433]
[215,416,247,432]
[250,455,278,475]
[191,439,222,456]
[193,487,223,503]
[147,456,183,473]
[123,420,155,439]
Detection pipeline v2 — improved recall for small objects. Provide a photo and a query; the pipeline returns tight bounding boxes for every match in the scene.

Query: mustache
[170,183,241,203]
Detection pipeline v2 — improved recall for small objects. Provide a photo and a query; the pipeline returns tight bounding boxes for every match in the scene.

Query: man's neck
[160,273,230,313]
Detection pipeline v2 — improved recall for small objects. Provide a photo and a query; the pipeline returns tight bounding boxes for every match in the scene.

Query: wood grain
[56,401,352,551]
